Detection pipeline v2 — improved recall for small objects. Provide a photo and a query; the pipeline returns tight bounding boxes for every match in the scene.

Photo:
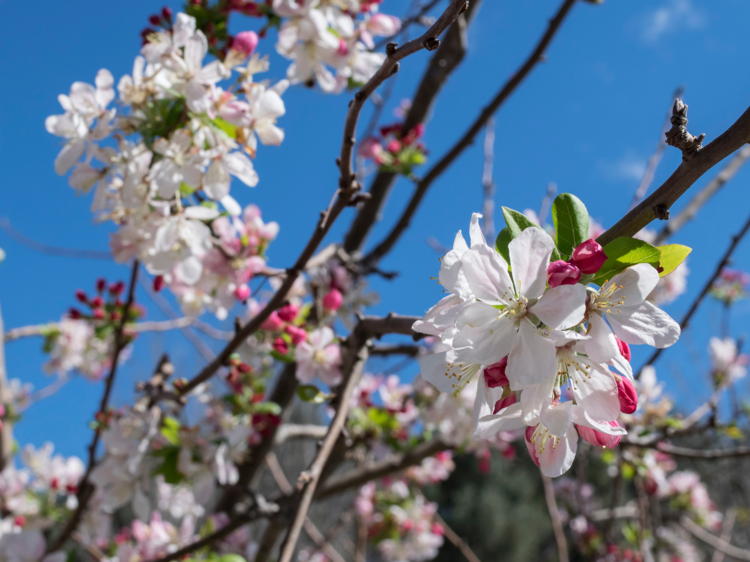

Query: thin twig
[680,516,750,561]
[373,0,444,50]
[637,208,750,378]
[363,0,579,267]
[48,260,139,553]
[481,117,496,241]
[541,472,569,562]
[628,87,684,210]
[0,300,13,470]
[433,511,484,562]
[274,424,330,445]
[0,218,111,260]
[625,440,750,459]
[711,507,736,562]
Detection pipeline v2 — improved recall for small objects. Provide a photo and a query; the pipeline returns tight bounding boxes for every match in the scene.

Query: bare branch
[433,511,484,562]
[0,301,13,470]
[0,218,111,260]
[654,144,750,245]
[711,507,736,562]
[369,343,423,356]
[316,439,450,499]
[628,87,684,210]
[680,516,750,561]
[637,208,750,378]
[363,0,579,267]
[274,424,329,445]
[597,102,750,246]
[276,336,371,562]
[665,99,706,160]
[359,314,424,339]
[541,472,569,562]
[48,260,140,552]
[625,440,750,459]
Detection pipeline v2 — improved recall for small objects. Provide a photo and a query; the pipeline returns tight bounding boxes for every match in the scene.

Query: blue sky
[2,0,750,458]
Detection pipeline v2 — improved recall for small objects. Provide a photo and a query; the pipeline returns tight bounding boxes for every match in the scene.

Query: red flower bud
[322,288,343,311]
[153,275,165,292]
[234,284,251,301]
[570,239,607,274]
[150,15,162,26]
[277,304,298,322]
[547,260,581,288]
[616,337,631,362]
[110,281,125,296]
[285,324,307,345]
[96,278,107,292]
[93,308,105,320]
[272,337,288,355]
[616,375,638,414]
[68,308,82,319]
[576,421,622,448]
[261,311,284,331]
[75,290,88,303]
[161,6,173,20]
[484,357,509,388]
[90,296,104,308]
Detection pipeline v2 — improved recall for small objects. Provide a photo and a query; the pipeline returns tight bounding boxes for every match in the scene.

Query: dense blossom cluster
[415,211,683,476]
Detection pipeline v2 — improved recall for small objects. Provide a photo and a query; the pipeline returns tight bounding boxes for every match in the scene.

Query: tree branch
[316,439,449,499]
[625,440,750,459]
[0,300,13,471]
[680,516,750,561]
[636,208,750,378]
[433,511,484,562]
[597,100,750,246]
[541,472,569,562]
[48,260,139,553]
[363,0,579,268]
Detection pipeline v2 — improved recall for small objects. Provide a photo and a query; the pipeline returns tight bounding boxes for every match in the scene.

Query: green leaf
[551,193,589,257]
[297,385,332,404]
[270,350,295,363]
[591,237,661,286]
[152,448,183,484]
[179,182,196,196]
[253,401,282,415]
[161,416,181,446]
[212,117,237,139]
[657,244,691,277]
[495,227,512,265]
[501,207,538,238]
[218,556,247,562]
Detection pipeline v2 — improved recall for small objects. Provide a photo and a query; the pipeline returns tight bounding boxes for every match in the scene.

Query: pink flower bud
[234,284,251,301]
[285,325,307,345]
[261,311,284,331]
[277,304,298,322]
[93,308,105,320]
[616,337,631,362]
[273,337,288,355]
[367,13,401,36]
[90,296,104,308]
[431,523,445,537]
[153,275,165,292]
[322,288,343,311]
[96,278,107,292]
[547,260,581,288]
[359,137,383,160]
[576,421,622,448]
[570,239,607,274]
[616,375,638,414]
[110,281,125,296]
[162,6,173,20]
[493,393,517,414]
[484,357,509,388]
[524,426,540,467]
[233,31,259,56]
[386,139,401,153]
[337,38,349,56]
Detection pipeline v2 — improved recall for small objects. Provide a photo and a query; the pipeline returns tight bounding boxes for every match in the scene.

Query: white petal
[571,406,627,435]
[570,362,619,422]
[54,140,86,175]
[520,376,555,424]
[203,160,231,200]
[185,31,209,72]
[604,263,660,307]
[184,206,220,220]
[530,284,586,330]
[468,213,486,247]
[453,318,516,366]
[95,69,115,108]
[607,300,680,348]
[461,244,512,305]
[173,13,197,47]
[473,402,525,440]
[413,294,462,337]
[220,194,242,217]
[176,256,203,285]
[538,424,577,478]
[509,227,554,299]
[506,321,556,387]
[582,312,619,363]
[224,152,259,187]
[608,352,634,382]
[418,351,454,394]
[195,61,229,85]
[540,402,573,437]
[255,123,285,146]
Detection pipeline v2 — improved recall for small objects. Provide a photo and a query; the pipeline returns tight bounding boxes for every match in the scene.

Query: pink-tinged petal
[520,376,556,424]
[413,295,462,337]
[570,239,606,274]
[570,363,619,422]
[224,152,259,187]
[571,406,627,437]
[506,321,556,387]
[547,260,581,288]
[576,422,621,448]
[461,244,512,305]
[530,283,586,330]
[538,424,578,478]
[608,353,634,382]
[615,375,638,414]
[473,402,525,440]
[582,312,619,363]
[454,319,516,366]
[607,300,680,348]
[508,227,555,299]
[540,401,573,437]
[468,212,486,247]
[184,31,208,72]
[603,263,660,307]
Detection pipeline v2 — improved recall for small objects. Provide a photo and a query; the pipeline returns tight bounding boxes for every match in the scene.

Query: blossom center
[591,282,627,315]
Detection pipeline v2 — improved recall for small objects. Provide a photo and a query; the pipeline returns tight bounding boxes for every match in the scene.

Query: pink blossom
[261,311,284,331]
[232,31,258,56]
[234,284,251,301]
[484,357,509,388]
[570,239,607,274]
[322,288,343,311]
[277,303,298,322]
[576,421,622,448]
[615,375,638,414]
[547,260,581,287]
[285,325,307,345]
[616,337,631,362]
[358,137,383,160]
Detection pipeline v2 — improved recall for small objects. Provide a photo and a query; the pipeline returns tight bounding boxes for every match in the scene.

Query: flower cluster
[710,267,750,304]
[359,122,427,176]
[415,203,684,477]
[274,0,401,92]
[46,12,285,320]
